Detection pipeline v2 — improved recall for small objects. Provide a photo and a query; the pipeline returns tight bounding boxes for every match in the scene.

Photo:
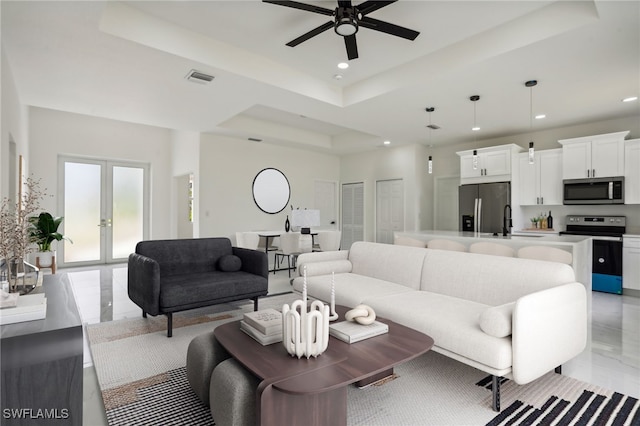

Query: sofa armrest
[511,282,587,384]
[296,250,350,277]
[127,253,161,316]
[232,247,268,279]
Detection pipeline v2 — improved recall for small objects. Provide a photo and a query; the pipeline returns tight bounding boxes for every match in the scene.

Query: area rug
[88,294,640,426]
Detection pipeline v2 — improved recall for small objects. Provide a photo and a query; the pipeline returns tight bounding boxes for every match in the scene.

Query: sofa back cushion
[348,241,427,290]
[420,249,577,306]
[136,238,233,276]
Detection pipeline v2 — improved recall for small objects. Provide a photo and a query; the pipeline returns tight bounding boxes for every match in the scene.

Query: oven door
[563,177,624,205]
[592,238,623,294]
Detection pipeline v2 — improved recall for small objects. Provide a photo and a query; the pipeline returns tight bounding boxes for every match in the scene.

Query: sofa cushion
[160,271,266,311]
[479,302,514,338]
[420,249,576,306]
[292,273,414,308]
[348,241,427,290]
[363,291,513,371]
[300,260,352,277]
[218,254,242,272]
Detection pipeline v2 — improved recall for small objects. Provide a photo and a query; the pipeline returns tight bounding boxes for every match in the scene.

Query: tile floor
[65,263,639,425]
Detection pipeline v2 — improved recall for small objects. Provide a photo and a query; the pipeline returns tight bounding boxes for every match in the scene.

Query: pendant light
[426,107,436,174]
[470,95,480,170]
[525,80,537,164]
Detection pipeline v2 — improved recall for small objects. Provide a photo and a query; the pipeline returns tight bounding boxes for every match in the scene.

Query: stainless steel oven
[560,215,626,294]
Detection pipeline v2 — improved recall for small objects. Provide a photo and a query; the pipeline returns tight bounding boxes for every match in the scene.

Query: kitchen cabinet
[559,131,629,179]
[518,149,563,206]
[457,144,523,184]
[623,235,640,291]
[624,139,640,204]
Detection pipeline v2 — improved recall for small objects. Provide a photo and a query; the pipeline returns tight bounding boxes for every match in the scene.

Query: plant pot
[36,251,55,267]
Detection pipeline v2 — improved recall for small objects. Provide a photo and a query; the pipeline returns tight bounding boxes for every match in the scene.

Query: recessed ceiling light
[333,74,343,80]
[472,126,480,131]
[622,96,638,102]
[383,140,391,145]
[337,62,349,69]
[535,114,546,119]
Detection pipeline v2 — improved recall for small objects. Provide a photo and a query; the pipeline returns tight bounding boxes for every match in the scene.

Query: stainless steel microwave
[563,177,624,205]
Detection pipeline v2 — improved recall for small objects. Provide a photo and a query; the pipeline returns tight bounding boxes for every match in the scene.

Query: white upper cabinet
[519,149,563,206]
[625,139,640,204]
[457,144,523,184]
[559,131,629,179]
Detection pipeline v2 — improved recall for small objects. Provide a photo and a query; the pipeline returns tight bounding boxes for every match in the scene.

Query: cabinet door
[460,154,482,179]
[518,154,538,205]
[625,140,640,204]
[483,150,511,176]
[538,150,563,205]
[562,142,590,179]
[591,138,624,178]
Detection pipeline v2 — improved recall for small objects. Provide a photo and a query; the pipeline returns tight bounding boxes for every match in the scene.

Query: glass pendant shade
[528,142,535,164]
[428,156,433,174]
[472,150,478,170]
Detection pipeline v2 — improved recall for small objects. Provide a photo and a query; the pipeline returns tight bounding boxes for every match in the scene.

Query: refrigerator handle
[473,198,478,232]
[477,198,482,233]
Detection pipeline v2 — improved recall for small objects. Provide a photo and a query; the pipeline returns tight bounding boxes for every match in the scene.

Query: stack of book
[240,308,283,345]
[329,320,389,344]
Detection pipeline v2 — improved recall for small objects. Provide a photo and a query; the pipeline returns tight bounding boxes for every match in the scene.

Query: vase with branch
[0,176,46,293]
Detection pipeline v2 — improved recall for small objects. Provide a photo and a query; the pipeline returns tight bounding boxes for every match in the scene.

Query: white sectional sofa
[292,241,587,411]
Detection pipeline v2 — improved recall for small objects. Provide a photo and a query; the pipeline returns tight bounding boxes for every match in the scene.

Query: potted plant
[29,212,71,269]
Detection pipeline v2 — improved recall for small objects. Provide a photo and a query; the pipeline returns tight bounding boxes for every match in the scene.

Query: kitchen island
[394,230,592,291]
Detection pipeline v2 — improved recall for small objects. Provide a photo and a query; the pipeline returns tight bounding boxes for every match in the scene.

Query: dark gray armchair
[128,237,268,337]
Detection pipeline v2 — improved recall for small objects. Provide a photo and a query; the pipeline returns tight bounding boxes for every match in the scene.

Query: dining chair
[426,239,467,252]
[517,245,573,264]
[469,242,515,257]
[274,232,302,277]
[394,236,427,248]
[318,230,342,251]
[235,232,259,250]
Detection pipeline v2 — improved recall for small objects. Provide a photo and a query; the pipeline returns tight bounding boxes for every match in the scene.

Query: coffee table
[214,305,434,426]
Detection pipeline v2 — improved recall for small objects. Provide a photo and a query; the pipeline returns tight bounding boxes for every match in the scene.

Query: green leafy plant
[29,212,71,252]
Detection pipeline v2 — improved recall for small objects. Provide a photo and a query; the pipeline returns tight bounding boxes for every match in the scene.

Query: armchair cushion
[218,254,242,272]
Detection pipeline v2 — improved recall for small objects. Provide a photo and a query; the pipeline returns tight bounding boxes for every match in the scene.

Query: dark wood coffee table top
[214,304,434,395]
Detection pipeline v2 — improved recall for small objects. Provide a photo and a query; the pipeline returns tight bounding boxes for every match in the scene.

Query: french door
[58,157,150,266]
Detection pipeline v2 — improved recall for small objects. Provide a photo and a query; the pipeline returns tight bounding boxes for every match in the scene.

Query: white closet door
[376,179,404,244]
[341,182,364,251]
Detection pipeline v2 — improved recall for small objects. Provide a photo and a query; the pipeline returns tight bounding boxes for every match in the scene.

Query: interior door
[341,182,364,250]
[314,180,338,228]
[376,179,404,244]
[59,157,149,266]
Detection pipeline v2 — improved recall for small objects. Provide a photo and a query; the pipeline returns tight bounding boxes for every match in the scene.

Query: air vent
[426,124,441,130]
[248,137,263,142]
[185,69,214,84]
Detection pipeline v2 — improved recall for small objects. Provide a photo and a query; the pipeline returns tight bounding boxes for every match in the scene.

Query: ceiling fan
[263,0,420,60]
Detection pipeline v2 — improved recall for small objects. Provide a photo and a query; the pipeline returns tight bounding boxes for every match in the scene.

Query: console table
[1,273,83,426]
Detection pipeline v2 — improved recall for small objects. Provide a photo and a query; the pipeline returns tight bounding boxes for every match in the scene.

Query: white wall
[170,130,200,238]
[341,144,425,242]
[28,107,173,240]
[1,46,29,200]
[198,134,340,241]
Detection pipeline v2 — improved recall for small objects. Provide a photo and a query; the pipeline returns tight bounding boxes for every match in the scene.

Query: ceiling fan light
[335,18,357,36]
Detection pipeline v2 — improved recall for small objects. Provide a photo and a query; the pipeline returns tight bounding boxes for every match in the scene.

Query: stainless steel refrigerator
[458,182,510,235]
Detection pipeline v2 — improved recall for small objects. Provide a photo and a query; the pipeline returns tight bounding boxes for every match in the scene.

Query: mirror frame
[252,168,291,214]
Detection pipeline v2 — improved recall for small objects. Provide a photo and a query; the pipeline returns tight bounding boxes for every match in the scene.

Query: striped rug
[88,295,639,426]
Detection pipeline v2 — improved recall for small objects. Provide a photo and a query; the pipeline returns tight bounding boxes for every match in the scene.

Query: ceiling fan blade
[356,0,397,16]
[344,34,359,60]
[262,0,334,16]
[286,21,334,47]
[359,16,419,40]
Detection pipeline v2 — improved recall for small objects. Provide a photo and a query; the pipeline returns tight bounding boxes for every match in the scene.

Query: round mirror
[252,168,290,214]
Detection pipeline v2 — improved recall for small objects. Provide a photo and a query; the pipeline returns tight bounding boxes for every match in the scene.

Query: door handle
[98,219,112,227]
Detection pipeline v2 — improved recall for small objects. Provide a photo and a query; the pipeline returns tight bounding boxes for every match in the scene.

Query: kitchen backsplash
[520,204,640,234]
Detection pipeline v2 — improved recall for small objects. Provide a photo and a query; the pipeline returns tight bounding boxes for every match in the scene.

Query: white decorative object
[344,304,377,325]
[329,271,338,321]
[282,266,330,358]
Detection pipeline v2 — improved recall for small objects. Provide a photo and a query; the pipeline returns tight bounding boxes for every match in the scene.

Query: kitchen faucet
[503,204,512,236]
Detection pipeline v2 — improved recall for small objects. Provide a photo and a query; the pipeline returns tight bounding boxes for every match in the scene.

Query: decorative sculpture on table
[282,266,330,358]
